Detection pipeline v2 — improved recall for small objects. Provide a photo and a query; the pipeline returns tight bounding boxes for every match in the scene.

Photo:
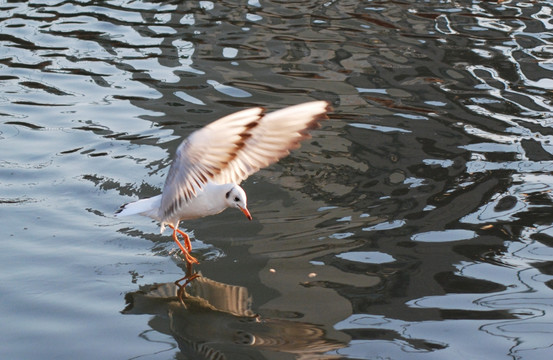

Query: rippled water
[2,1,553,359]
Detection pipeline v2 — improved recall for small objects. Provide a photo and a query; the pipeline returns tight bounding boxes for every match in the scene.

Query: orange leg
[168,225,199,264]
[175,227,192,252]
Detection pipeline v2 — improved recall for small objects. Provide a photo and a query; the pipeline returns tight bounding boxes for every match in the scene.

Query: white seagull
[115,101,331,264]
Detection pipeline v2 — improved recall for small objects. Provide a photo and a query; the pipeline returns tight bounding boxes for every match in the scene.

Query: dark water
[2,0,553,359]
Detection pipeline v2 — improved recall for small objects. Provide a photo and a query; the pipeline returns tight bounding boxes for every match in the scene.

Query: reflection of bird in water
[122,275,344,359]
[115,101,331,265]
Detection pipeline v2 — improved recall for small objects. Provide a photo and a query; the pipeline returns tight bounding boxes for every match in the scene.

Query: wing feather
[214,101,331,184]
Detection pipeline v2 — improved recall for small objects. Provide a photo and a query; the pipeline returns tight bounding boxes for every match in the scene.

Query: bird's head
[225,185,252,220]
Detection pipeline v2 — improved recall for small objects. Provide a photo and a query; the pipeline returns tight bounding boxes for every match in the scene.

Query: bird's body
[116,101,331,264]
[116,182,236,225]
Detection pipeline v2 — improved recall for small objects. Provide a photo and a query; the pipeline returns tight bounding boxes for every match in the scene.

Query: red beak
[240,206,253,221]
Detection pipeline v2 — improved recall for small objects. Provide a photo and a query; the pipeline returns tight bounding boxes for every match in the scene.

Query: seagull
[115,101,331,264]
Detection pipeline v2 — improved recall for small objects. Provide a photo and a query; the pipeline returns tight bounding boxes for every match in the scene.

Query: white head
[224,185,252,220]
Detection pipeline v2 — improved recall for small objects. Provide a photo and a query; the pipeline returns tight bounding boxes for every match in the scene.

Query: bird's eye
[234,197,240,202]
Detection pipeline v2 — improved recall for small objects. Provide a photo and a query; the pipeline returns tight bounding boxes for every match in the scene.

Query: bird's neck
[199,182,235,210]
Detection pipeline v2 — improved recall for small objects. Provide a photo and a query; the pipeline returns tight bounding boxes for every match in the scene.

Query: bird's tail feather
[115,195,162,220]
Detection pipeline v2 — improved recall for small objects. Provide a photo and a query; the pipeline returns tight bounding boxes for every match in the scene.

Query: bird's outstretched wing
[159,101,330,221]
[213,101,331,185]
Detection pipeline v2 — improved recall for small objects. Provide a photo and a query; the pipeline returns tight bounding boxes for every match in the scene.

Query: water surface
[2,1,553,359]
